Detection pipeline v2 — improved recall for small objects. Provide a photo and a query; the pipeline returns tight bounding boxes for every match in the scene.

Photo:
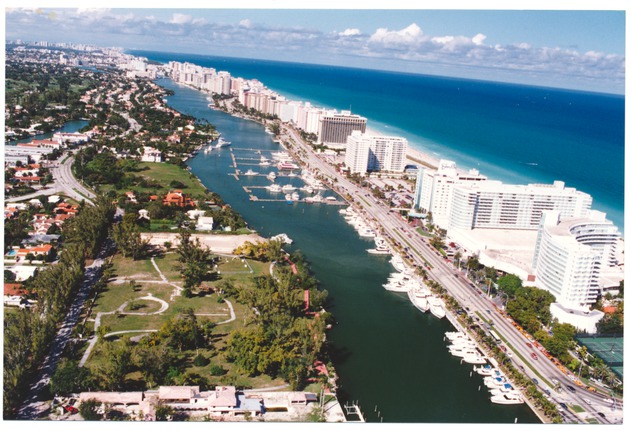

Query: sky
[3,1,628,93]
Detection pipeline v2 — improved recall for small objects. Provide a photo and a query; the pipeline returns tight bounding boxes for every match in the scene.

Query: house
[196,216,214,231]
[141,146,163,163]
[163,190,194,207]
[4,283,27,307]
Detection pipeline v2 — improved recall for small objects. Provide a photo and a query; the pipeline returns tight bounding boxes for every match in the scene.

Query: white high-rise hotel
[345,131,408,174]
[318,111,367,148]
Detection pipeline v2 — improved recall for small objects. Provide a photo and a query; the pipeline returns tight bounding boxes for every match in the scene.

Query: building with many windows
[344,131,408,174]
[532,210,621,332]
[317,111,367,148]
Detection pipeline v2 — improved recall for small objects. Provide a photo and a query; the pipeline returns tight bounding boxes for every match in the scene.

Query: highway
[282,125,623,424]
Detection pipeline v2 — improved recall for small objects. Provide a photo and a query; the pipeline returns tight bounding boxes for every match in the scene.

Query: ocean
[132,50,625,233]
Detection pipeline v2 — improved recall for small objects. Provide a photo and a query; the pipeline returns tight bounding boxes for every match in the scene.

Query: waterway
[7,120,89,145]
[158,77,540,424]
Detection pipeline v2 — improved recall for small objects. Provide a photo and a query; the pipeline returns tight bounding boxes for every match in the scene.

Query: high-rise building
[317,111,367,148]
[449,180,592,231]
[344,131,408,174]
[416,160,486,227]
[532,210,620,330]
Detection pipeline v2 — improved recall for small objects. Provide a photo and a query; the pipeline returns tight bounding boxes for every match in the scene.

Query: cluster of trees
[51,309,214,395]
[176,230,215,296]
[222,252,330,390]
[3,196,115,418]
[233,239,284,262]
[111,213,150,261]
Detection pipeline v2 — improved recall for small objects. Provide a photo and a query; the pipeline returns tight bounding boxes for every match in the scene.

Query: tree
[111,213,149,260]
[176,230,213,291]
[79,398,103,421]
[96,340,133,391]
[50,358,91,395]
[496,274,522,297]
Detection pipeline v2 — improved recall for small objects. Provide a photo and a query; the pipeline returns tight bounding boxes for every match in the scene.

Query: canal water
[7,120,89,145]
[159,78,540,424]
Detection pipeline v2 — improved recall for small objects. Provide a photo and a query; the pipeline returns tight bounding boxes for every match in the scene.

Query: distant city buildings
[345,131,407,174]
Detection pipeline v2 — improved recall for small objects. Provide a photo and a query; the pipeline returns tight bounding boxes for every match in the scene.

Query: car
[583,398,592,405]
[531,352,538,360]
[559,402,568,410]
[525,342,532,348]
[543,389,551,395]
[597,412,606,419]
[566,385,576,393]
[532,378,539,385]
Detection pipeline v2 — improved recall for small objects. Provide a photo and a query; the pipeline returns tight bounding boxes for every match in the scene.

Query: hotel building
[414,160,487,228]
[448,180,593,231]
[344,131,408,174]
[532,210,620,332]
[317,111,367,148]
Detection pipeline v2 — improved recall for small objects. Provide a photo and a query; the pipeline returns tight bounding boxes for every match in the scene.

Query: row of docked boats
[443,331,525,405]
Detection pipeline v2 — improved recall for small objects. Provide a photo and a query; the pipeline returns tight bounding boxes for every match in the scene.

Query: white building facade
[317,111,367,148]
[344,131,408,174]
[531,210,620,332]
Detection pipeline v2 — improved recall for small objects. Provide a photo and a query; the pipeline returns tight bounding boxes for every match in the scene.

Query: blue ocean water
[133,50,624,232]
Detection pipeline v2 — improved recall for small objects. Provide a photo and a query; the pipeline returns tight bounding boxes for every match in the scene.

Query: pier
[343,401,366,422]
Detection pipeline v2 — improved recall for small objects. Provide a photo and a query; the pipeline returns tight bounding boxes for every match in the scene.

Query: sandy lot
[141,232,265,254]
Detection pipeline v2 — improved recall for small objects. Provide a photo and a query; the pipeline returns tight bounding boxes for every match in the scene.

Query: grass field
[84,249,277,389]
[101,162,210,197]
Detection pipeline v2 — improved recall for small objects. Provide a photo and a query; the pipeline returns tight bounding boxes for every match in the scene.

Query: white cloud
[339,28,361,37]
[170,13,192,25]
[472,33,486,46]
[239,19,253,28]
[369,23,424,47]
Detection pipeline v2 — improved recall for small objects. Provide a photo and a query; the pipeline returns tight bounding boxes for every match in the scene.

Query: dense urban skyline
[4,1,627,94]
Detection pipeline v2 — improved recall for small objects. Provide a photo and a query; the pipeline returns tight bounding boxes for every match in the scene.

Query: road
[17,240,114,419]
[5,151,96,204]
[281,125,622,424]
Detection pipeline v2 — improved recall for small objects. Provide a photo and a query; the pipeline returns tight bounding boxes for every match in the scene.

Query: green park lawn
[84,249,274,387]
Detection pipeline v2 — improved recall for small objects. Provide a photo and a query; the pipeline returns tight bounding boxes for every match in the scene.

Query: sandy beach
[141,232,265,254]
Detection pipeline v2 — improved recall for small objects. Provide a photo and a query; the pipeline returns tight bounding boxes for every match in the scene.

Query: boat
[474,365,496,376]
[484,376,510,389]
[358,226,377,238]
[244,169,258,176]
[285,194,293,204]
[265,127,274,135]
[427,296,446,319]
[390,254,407,272]
[490,383,517,396]
[367,242,391,255]
[270,233,293,244]
[278,161,300,170]
[267,171,277,180]
[204,145,213,154]
[302,185,315,194]
[462,352,487,365]
[291,191,300,201]
[215,137,232,148]
[282,184,296,192]
[325,196,337,201]
[490,391,524,405]
[304,193,324,204]
[408,287,431,312]
[445,331,468,342]
[267,183,282,193]
[260,156,271,166]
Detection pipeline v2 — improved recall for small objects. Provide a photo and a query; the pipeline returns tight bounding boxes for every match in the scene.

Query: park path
[79,257,236,367]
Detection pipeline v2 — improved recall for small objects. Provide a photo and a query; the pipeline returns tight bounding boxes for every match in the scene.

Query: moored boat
[427,296,446,319]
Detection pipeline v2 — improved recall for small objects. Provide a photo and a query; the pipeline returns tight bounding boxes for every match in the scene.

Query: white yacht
[484,376,510,389]
[215,137,231,148]
[244,169,258,176]
[285,194,293,204]
[304,193,324,203]
[427,296,446,319]
[291,191,300,201]
[367,243,391,255]
[408,287,430,313]
[267,171,277,180]
[462,352,487,365]
[267,183,282,193]
[358,226,377,238]
[302,185,314,194]
[474,365,496,376]
[282,184,296,192]
[390,254,407,272]
[490,391,524,405]
[270,233,293,245]
[448,345,479,358]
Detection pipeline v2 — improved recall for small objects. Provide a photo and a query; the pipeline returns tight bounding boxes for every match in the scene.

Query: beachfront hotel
[448,180,593,231]
[344,131,408,174]
[414,160,487,227]
[317,111,367,149]
[531,210,621,332]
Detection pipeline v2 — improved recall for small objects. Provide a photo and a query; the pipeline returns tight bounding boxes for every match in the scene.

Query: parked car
[531,352,538,360]
[566,385,576,393]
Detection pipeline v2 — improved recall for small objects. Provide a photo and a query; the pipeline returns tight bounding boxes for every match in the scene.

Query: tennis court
[576,335,623,379]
